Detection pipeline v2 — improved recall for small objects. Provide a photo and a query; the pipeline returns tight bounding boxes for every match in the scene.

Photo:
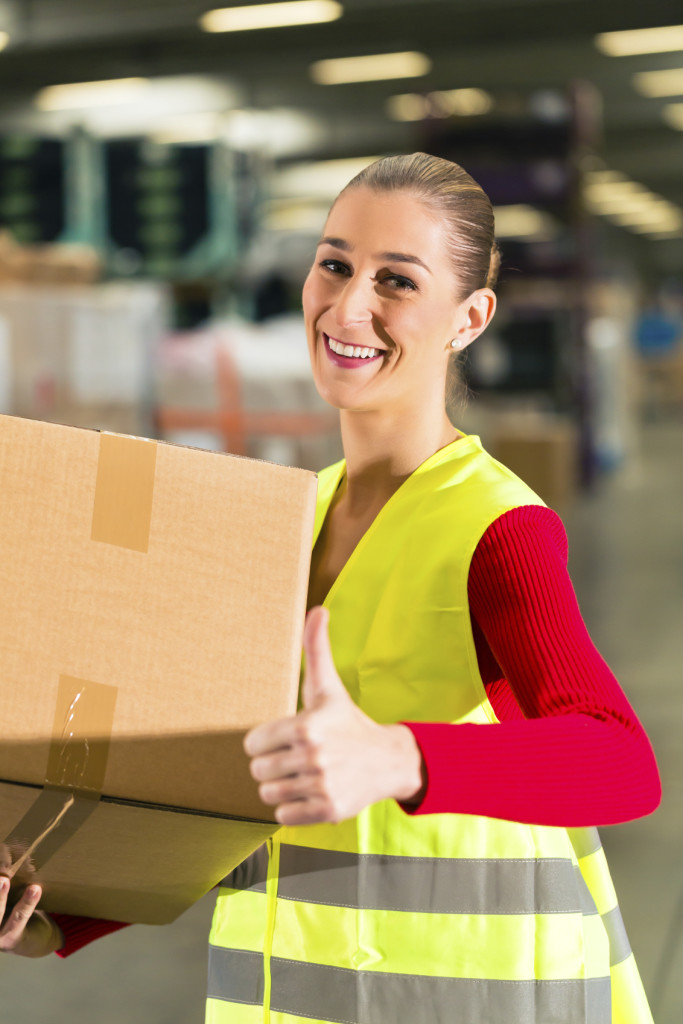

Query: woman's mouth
[323,334,385,368]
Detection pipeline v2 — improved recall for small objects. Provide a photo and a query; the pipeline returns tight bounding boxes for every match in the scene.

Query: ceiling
[0,0,682,261]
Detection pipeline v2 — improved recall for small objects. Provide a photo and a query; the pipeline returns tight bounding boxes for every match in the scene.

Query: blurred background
[0,0,681,1020]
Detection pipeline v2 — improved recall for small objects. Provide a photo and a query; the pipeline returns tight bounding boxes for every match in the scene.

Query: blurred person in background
[1,153,661,1024]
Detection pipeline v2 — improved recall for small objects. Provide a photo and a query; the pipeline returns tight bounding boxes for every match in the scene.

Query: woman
[2,153,660,1024]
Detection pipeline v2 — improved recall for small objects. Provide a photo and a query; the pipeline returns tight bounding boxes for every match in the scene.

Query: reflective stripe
[208,946,264,1007]
[228,844,588,915]
[219,843,269,891]
[208,947,612,1024]
[602,905,632,966]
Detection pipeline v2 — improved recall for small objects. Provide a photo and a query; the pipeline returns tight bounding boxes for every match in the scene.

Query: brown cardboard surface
[0,781,274,924]
[0,413,317,921]
[491,418,578,511]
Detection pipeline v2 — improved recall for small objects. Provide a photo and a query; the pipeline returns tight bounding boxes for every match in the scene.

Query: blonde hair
[338,151,500,299]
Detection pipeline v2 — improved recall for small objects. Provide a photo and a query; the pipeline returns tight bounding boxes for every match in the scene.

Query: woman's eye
[319,259,349,276]
[381,274,416,292]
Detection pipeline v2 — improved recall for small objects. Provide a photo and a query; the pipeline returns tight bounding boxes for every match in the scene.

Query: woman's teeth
[327,337,381,359]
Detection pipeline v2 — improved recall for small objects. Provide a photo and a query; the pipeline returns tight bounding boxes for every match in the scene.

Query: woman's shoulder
[471,503,569,583]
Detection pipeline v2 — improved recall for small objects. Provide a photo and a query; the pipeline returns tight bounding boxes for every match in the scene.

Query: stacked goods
[0,280,170,436]
[155,313,342,471]
[0,231,101,286]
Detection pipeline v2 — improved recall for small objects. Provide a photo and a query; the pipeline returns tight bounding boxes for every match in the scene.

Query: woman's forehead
[323,188,447,262]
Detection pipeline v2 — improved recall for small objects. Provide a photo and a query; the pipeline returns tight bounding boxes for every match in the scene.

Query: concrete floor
[1,417,681,1023]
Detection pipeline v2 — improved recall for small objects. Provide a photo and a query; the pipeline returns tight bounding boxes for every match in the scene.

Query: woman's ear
[450,289,497,352]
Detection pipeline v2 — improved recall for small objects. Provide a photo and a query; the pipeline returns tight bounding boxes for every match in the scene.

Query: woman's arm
[403,504,662,826]
[51,914,129,957]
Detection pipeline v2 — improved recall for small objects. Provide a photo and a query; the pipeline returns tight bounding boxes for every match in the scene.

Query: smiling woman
[303,156,499,426]
[10,153,660,1024]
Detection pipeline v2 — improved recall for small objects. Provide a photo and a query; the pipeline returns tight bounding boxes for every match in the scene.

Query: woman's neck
[338,406,462,514]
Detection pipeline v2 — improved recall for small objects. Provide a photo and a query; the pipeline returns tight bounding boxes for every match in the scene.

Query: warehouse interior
[0,1,682,1020]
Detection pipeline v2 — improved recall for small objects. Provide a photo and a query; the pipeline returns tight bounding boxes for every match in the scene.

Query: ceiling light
[493,205,559,239]
[311,51,431,85]
[663,102,683,129]
[607,203,680,226]
[35,77,150,111]
[431,88,493,116]
[274,156,383,199]
[386,87,492,122]
[584,179,649,194]
[583,167,683,236]
[631,219,683,236]
[0,31,9,51]
[200,1,342,33]
[264,200,330,232]
[587,199,663,218]
[595,24,683,56]
[386,93,430,121]
[584,170,627,183]
[633,68,683,97]
[640,227,683,238]
[151,113,222,145]
[583,183,654,207]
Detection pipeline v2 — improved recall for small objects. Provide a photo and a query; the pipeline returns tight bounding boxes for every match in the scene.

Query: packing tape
[91,432,157,553]
[2,676,117,880]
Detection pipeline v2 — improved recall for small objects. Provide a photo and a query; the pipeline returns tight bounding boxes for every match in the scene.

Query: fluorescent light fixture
[584,187,655,208]
[200,1,342,33]
[311,51,431,85]
[274,156,383,199]
[432,88,493,116]
[607,203,680,226]
[386,93,430,121]
[595,24,683,56]
[583,167,683,236]
[0,31,9,51]
[388,87,492,121]
[633,68,683,97]
[631,219,683,235]
[151,113,222,145]
[663,102,683,129]
[35,77,150,111]
[264,200,330,232]
[640,227,683,238]
[588,199,663,218]
[584,170,628,183]
[216,107,322,155]
[493,204,559,239]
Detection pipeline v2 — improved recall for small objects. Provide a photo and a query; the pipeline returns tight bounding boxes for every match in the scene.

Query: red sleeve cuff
[51,914,130,957]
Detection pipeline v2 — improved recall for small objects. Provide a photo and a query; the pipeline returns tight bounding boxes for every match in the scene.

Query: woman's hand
[244,606,426,826]
[0,878,64,957]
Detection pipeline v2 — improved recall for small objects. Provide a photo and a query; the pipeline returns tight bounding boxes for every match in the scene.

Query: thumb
[302,606,344,709]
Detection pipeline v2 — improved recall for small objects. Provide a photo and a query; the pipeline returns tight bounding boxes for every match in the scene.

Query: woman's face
[302,186,472,415]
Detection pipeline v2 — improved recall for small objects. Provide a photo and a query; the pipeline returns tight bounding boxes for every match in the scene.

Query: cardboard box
[489,414,578,511]
[0,414,317,923]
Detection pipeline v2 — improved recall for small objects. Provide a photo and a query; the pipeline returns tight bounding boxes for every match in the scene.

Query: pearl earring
[450,338,462,350]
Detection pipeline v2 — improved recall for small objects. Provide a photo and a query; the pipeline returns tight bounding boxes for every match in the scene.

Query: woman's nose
[333,277,374,327]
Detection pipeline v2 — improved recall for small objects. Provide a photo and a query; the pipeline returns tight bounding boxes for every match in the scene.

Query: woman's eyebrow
[318,236,351,250]
[380,251,432,274]
[318,237,431,274]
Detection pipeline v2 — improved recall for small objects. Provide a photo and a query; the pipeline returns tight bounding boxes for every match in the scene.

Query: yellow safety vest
[207,435,653,1024]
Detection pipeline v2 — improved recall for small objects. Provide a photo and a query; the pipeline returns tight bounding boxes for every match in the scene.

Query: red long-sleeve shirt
[53,504,661,956]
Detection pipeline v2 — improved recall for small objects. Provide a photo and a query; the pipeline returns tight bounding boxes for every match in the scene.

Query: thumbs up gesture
[244,606,425,826]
